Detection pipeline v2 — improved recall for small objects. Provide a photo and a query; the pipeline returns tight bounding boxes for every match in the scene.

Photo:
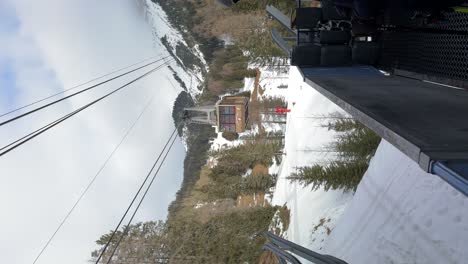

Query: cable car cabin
[216,96,249,133]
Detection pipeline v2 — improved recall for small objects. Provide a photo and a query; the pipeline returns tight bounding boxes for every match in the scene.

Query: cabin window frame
[219,106,236,132]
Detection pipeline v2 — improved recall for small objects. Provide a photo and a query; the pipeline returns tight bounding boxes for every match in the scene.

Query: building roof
[218,96,249,106]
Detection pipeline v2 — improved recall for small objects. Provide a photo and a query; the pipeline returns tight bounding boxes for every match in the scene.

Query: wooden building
[216,96,249,133]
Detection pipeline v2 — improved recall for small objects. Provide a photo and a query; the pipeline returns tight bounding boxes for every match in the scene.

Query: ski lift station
[184,95,249,133]
[267,0,468,197]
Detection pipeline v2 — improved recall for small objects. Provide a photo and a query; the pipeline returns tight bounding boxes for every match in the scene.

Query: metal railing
[263,232,348,264]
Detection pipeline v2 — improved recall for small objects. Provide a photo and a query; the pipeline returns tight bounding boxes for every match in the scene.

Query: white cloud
[0,0,186,263]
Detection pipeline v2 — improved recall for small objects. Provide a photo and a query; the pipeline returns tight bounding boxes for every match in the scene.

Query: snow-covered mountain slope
[140,0,210,148]
[143,0,208,98]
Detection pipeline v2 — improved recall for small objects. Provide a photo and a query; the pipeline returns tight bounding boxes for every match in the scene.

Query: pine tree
[242,174,276,193]
[327,119,364,132]
[91,221,169,264]
[333,128,381,160]
[288,165,327,191]
[288,161,368,192]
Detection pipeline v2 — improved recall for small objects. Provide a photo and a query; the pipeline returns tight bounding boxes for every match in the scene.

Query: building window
[219,106,236,132]
[220,106,236,115]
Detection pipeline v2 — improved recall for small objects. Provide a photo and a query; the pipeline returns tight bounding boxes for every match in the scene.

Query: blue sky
[0,1,65,113]
[0,1,20,108]
[0,1,20,31]
[0,60,16,105]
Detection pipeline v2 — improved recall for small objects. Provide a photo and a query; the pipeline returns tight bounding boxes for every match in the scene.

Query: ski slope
[271,67,354,252]
[271,67,468,263]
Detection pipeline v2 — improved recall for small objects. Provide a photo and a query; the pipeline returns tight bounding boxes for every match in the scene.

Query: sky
[0,0,186,263]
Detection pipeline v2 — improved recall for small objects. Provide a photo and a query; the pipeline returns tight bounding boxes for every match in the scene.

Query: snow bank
[257,68,290,100]
[242,77,256,93]
[209,132,244,151]
[324,140,468,264]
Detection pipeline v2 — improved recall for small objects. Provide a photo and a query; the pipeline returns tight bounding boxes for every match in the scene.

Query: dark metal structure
[267,1,468,196]
[263,232,348,264]
[301,67,468,196]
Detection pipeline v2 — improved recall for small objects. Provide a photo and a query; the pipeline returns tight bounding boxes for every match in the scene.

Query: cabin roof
[218,96,248,106]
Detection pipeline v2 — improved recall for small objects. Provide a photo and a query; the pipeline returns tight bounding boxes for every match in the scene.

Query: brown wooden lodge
[216,96,249,133]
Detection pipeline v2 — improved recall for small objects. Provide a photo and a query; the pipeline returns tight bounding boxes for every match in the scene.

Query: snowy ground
[257,66,290,100]
[270,66,468,264]
[271,67,354,253]
[324,140,468,264]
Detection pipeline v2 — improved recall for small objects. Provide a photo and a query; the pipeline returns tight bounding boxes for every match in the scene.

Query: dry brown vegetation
[258,251,280,264]
[249,69,265,134]
[253,163,269,175]
[313,218,333,236]
[185,0,267,41]
[188,162,273,223]
[237,193,266,207]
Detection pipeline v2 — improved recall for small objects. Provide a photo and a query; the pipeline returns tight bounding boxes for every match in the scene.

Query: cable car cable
[0,56,170,128]
[32,90,158,264]
[0,110,76,153]
[0,59,172,156]
[104,133,179,264]
[0,59,173,157]
[0,55,165,120]
[94,127,178,264]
